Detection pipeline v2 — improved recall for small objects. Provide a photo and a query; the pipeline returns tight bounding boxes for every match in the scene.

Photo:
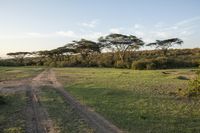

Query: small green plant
[185,72,200,97]
[4,127,24,133]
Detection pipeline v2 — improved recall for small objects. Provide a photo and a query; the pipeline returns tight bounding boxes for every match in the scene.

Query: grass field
[0,92,26,133]
[0,67,44,133]
[0,67,44,81]
[39,86,94,133]
[55,68,200,133]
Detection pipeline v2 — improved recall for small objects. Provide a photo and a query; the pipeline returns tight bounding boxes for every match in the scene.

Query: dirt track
[0,69,123,133]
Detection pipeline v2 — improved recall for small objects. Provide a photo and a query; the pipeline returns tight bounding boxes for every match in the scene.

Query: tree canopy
[98,33,144,62]
[67,39,102,59]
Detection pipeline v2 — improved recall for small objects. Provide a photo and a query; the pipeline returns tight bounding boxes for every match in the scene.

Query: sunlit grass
[0,67,44,81]
[39,86,94,133]
[0,93,26,133]
[55,68,200,133]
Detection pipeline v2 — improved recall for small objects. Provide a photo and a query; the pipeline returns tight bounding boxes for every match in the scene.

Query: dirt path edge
[50,69,123,133]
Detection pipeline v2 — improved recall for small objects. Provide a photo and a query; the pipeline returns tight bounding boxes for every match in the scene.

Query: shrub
[114,60,130,68]
[0,95,6,105]
[177,76,189,80]
[146,62,156,70]
[4,127,24,133]
[185,74,200,97]
[131,60,149,70]
[97,54,114,67]
[131,57,199,70]
[49,62,57,67]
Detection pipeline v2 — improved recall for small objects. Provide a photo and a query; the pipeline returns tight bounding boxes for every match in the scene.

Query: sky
[0,0,200,57]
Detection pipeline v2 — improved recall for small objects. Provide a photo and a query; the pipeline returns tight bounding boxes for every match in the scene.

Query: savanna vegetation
[0,67,44,133]
[0,33,200,132]
[1,33,199,70]
[54,68,200,133]
[39,86,94,133]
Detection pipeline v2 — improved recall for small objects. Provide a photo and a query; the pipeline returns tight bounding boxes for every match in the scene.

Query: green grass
[54,68,200,133]
[0,67,44,81]
[0,93,26,133]
[39,86,94,133]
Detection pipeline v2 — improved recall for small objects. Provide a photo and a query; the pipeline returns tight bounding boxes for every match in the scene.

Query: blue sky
[0,0,200,57]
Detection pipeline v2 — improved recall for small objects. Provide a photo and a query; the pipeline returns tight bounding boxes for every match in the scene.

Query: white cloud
[109,28,121,33]
[27,32,42,36]
[56,31,76,37]
[154,22,166,28]
[79,20,99,28]
[176,17,200,26]
[80,32,105,40]
[134,31,144,37]
[27,32,50,38]
[134,24,143,29]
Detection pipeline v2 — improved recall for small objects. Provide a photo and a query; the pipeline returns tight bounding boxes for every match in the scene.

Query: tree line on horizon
[0,33,200,69]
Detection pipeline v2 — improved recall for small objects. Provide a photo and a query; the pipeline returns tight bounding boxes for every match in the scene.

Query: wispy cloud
[133,24,143,29]
[1,17,199,46]
[176,17,200,26]
[79,19,99,28]
[56,31,76,37]
[109,28,122,33]
[134,16,200,43]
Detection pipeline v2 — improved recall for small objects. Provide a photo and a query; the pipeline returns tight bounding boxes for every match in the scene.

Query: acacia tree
[147,38,183,56]
[67,39,102,60]
[7,52,31,64]
[98,33,144,63]
[36,46,75,65]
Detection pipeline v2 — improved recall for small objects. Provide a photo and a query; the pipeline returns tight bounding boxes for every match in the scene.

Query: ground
[0,67,200,133]
[54,68,200,133]
[0,67,121,133]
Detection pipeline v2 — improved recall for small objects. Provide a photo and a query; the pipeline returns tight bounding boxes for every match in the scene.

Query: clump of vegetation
[131,57,196,70]
[177,76,189,80]
[178,71,200,97]
[4,127,24,133]
[2,33,199,70]
[0,95,6,105]
[185,73,200,97]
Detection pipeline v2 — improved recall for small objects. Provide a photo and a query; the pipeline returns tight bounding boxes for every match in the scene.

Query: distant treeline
[0,33,200,69]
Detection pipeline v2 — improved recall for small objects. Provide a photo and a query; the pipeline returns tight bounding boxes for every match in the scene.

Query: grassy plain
[0,67,44,81]
[0,67,44,133]
[0,92,26,133]
[39,86,94,133]
[55,68,200,133]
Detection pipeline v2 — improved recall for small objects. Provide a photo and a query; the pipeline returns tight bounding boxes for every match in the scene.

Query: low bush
[131,59,150,70]
[4,127,24,133]
[185,75,200,97]
[131,57,199,70]
[0,95,6,105]
[114,60,130,68]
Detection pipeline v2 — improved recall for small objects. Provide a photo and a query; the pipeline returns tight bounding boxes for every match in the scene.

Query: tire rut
[47,69,123,133]
[25,70,57,133]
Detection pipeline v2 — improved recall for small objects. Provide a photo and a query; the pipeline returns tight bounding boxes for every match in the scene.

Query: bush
[0,95,6,105]
[0,59,19,66]
[131,57,199,70]
[131,60,149,70]
[185,75,200,97]
[97,54,114,67]
[114,60,130,68]
[4,127,24,133]
[49,62,57,67]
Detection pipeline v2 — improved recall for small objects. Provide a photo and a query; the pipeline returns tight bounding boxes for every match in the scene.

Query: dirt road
[0,69,123,133]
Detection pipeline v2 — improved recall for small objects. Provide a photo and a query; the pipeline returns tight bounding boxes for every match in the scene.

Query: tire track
[47,69,123,133]
[25,70,57,133]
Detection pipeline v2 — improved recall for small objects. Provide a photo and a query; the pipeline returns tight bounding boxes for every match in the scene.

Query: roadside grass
[0,93,26,133]
[54,68,200,133]
[0,67,44,81]
[39,86,94,133]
